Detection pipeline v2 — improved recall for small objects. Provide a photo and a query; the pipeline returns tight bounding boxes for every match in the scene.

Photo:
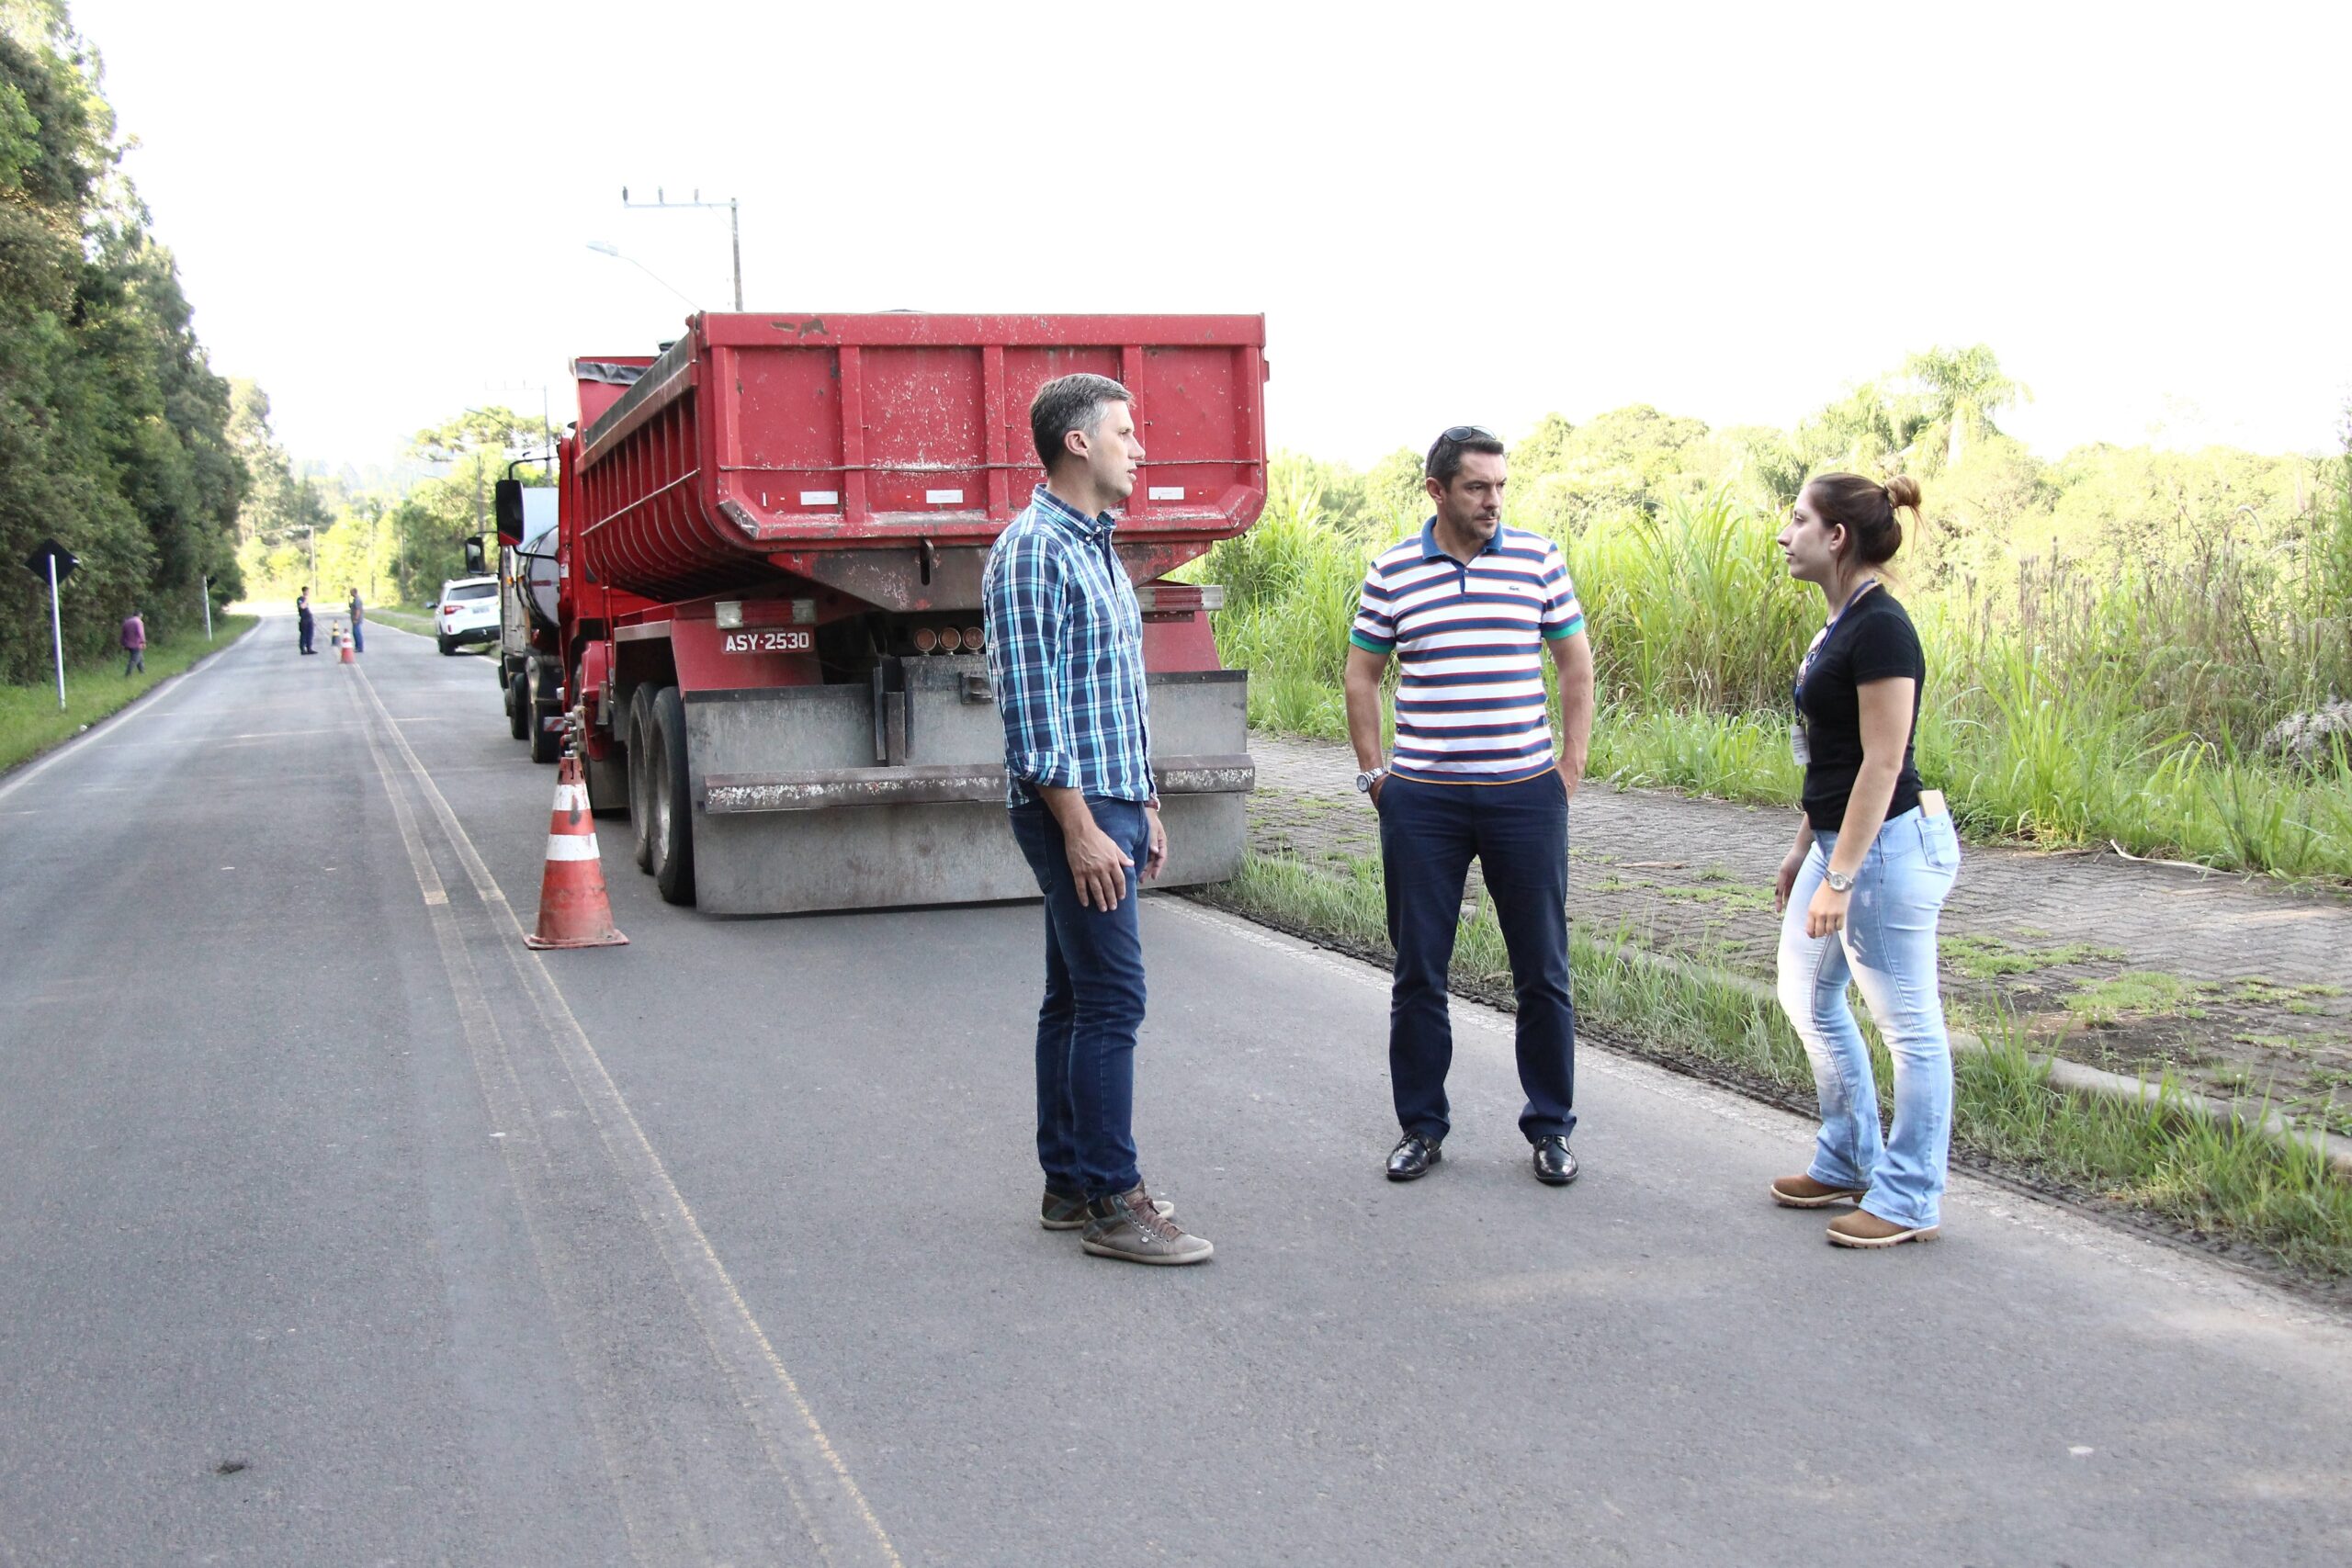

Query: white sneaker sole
[1826,1222,1939,1248]
[1080,1236,1215,1265]
[1771,1184,1868,1209]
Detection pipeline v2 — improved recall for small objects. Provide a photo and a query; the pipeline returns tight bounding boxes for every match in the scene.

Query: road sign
[28,539,76,710]
[25,539,78,584]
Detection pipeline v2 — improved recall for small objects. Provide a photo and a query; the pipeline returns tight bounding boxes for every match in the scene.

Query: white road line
[348,660,904,1567]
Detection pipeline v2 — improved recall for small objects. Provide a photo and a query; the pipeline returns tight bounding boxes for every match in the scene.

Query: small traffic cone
[524,747,628,949]
[337,624,356,664]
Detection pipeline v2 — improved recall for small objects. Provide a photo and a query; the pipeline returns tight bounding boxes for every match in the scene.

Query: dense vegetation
[233,404,552,608]
[0,1,243,682]
[1203,348,2352,879]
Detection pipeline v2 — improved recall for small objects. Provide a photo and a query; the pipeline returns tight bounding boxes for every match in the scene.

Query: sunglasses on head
[1438,424,1498,444]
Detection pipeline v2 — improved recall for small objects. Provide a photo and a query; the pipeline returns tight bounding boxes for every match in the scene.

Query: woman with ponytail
[1769,473,1962,1247]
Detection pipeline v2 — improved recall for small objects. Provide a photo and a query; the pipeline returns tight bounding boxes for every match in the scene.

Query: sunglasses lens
[1441,424,1497,443]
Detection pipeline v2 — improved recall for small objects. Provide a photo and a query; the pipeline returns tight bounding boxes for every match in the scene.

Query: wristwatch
[1824,868,1856,893]
[1353,766,1385,794]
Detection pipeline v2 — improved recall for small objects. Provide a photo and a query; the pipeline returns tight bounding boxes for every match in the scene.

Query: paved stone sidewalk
[1246,730,2352,1135]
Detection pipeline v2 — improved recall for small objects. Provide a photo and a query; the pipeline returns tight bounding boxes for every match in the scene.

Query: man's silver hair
[1029,373,1136,471]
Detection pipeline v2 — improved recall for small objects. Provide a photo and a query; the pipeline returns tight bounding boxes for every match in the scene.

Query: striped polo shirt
[1349,521,1585,784]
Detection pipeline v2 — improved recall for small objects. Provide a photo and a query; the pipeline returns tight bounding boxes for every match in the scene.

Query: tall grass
[1207,467,2352,879]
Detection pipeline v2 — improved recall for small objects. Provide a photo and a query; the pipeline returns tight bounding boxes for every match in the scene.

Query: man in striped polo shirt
[1342,426,1596,1187]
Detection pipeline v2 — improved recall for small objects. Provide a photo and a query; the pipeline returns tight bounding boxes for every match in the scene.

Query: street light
[618,186,741,310]
[585,240,702,310]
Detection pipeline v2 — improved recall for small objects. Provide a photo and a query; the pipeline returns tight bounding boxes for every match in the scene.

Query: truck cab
[496,486,563,761]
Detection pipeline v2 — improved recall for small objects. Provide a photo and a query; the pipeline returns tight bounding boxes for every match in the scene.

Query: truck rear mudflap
[679,663,1251,916]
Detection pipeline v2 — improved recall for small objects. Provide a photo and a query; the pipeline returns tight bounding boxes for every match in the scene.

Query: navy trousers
[1378,771,1577,1144]
[1007,796,1151,1201]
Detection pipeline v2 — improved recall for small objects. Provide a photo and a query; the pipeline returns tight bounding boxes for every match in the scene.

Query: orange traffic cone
[338,626,356,664]
[524,749,628,949]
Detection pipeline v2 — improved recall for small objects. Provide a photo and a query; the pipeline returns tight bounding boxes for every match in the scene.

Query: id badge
[1790,722,1811,766]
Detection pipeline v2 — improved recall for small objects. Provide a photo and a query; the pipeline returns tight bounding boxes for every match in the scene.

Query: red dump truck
[492,311,1268,915]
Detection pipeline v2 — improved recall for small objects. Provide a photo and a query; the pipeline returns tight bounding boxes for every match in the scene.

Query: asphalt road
[2,617,2348,1567]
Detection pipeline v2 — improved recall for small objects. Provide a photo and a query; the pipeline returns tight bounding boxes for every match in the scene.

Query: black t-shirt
[1798,587,1925,831]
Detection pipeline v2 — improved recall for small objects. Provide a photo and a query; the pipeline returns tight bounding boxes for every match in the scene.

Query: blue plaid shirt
[982,484,1153,807]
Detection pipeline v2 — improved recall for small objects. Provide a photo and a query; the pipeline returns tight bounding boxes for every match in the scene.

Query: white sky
[68,0,2352,473]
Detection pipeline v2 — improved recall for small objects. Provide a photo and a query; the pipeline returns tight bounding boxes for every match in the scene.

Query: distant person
[297,589,316,655]
[347,588,365,654]
[980,372,1210,1266]
[1770,473,1961,1248]
[1343,425,1595,1188]
[119,608,145,676]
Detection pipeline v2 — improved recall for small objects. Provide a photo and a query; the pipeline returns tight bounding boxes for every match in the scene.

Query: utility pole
[621,185,742,310]
[201,574,213,640]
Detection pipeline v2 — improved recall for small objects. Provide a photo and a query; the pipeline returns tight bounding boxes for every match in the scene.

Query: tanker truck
[495,480,564,762]
[493,312,1267,916]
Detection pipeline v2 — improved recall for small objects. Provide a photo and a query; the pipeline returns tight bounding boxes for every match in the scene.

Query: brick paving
[1245,731,2352,1134]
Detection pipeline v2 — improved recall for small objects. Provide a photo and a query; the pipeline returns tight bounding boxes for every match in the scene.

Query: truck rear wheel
[508,671,529,740]
[648,685,695,906]
[628,686,657,873]
[526,663,560,764]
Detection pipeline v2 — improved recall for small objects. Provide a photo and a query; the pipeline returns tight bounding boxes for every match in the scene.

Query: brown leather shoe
[1826,1210,1939,1248]
[1771,1175,1868,1209]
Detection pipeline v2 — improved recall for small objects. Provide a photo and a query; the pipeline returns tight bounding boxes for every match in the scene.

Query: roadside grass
[1205,478,2352,881]
[1940,933,2130,979]
[0,615,256,774]
[1196,849,2352,1283]
[364,604,437,636]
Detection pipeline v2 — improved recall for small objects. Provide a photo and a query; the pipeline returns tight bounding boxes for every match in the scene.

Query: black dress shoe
[1533,1135,1578,1186]
[1386,1132,1442,1181]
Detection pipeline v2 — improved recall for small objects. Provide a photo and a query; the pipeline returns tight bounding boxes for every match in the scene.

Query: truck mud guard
[704,756,1255,814]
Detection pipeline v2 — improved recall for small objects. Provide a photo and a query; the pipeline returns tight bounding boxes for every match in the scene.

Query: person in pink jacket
[120,609,146,676]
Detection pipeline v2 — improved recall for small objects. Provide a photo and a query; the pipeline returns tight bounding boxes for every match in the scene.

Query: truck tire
[627,686,657,874]
[648,685,695,906]
[508,671,529,740]
[526,663,560,764]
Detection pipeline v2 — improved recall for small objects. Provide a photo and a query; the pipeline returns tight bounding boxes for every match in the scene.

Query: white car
[435,576,501,655]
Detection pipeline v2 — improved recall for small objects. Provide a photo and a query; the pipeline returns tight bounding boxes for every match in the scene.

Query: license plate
[721,629,812,654]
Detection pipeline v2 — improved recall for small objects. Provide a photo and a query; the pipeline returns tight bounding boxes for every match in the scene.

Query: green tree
[0,3,242,678]
[1901,344,2028,471]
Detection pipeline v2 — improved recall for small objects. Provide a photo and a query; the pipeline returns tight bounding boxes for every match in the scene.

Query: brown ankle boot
[1771,1175,1867,1209]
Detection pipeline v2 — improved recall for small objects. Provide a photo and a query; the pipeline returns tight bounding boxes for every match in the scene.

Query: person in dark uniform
[297,589,315,654]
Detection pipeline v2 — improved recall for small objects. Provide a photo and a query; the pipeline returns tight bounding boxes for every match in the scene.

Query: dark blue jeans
[350,621,364,653]
[1007,796,1150,1201]
[1378,771,1577,1145]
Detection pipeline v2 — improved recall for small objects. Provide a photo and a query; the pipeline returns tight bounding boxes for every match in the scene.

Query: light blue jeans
[1776,806,1962,1229]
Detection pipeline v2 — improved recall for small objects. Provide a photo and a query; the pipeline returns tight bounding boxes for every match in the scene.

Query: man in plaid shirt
[982,373,1212,1266]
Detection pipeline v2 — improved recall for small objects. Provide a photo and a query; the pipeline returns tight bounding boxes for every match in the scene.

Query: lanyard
[1792,578,1878,712]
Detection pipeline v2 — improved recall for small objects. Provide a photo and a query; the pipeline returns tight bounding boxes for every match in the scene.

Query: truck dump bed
[573,312,1268,604]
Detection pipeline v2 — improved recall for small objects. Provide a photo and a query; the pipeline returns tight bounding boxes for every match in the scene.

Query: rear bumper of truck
[676,663,1251,915]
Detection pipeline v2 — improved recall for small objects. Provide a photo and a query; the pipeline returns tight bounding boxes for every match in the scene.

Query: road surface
[1,619,2346,1566]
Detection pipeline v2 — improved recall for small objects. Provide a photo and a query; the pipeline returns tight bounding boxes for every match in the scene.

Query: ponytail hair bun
[1805,470,1917,567]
